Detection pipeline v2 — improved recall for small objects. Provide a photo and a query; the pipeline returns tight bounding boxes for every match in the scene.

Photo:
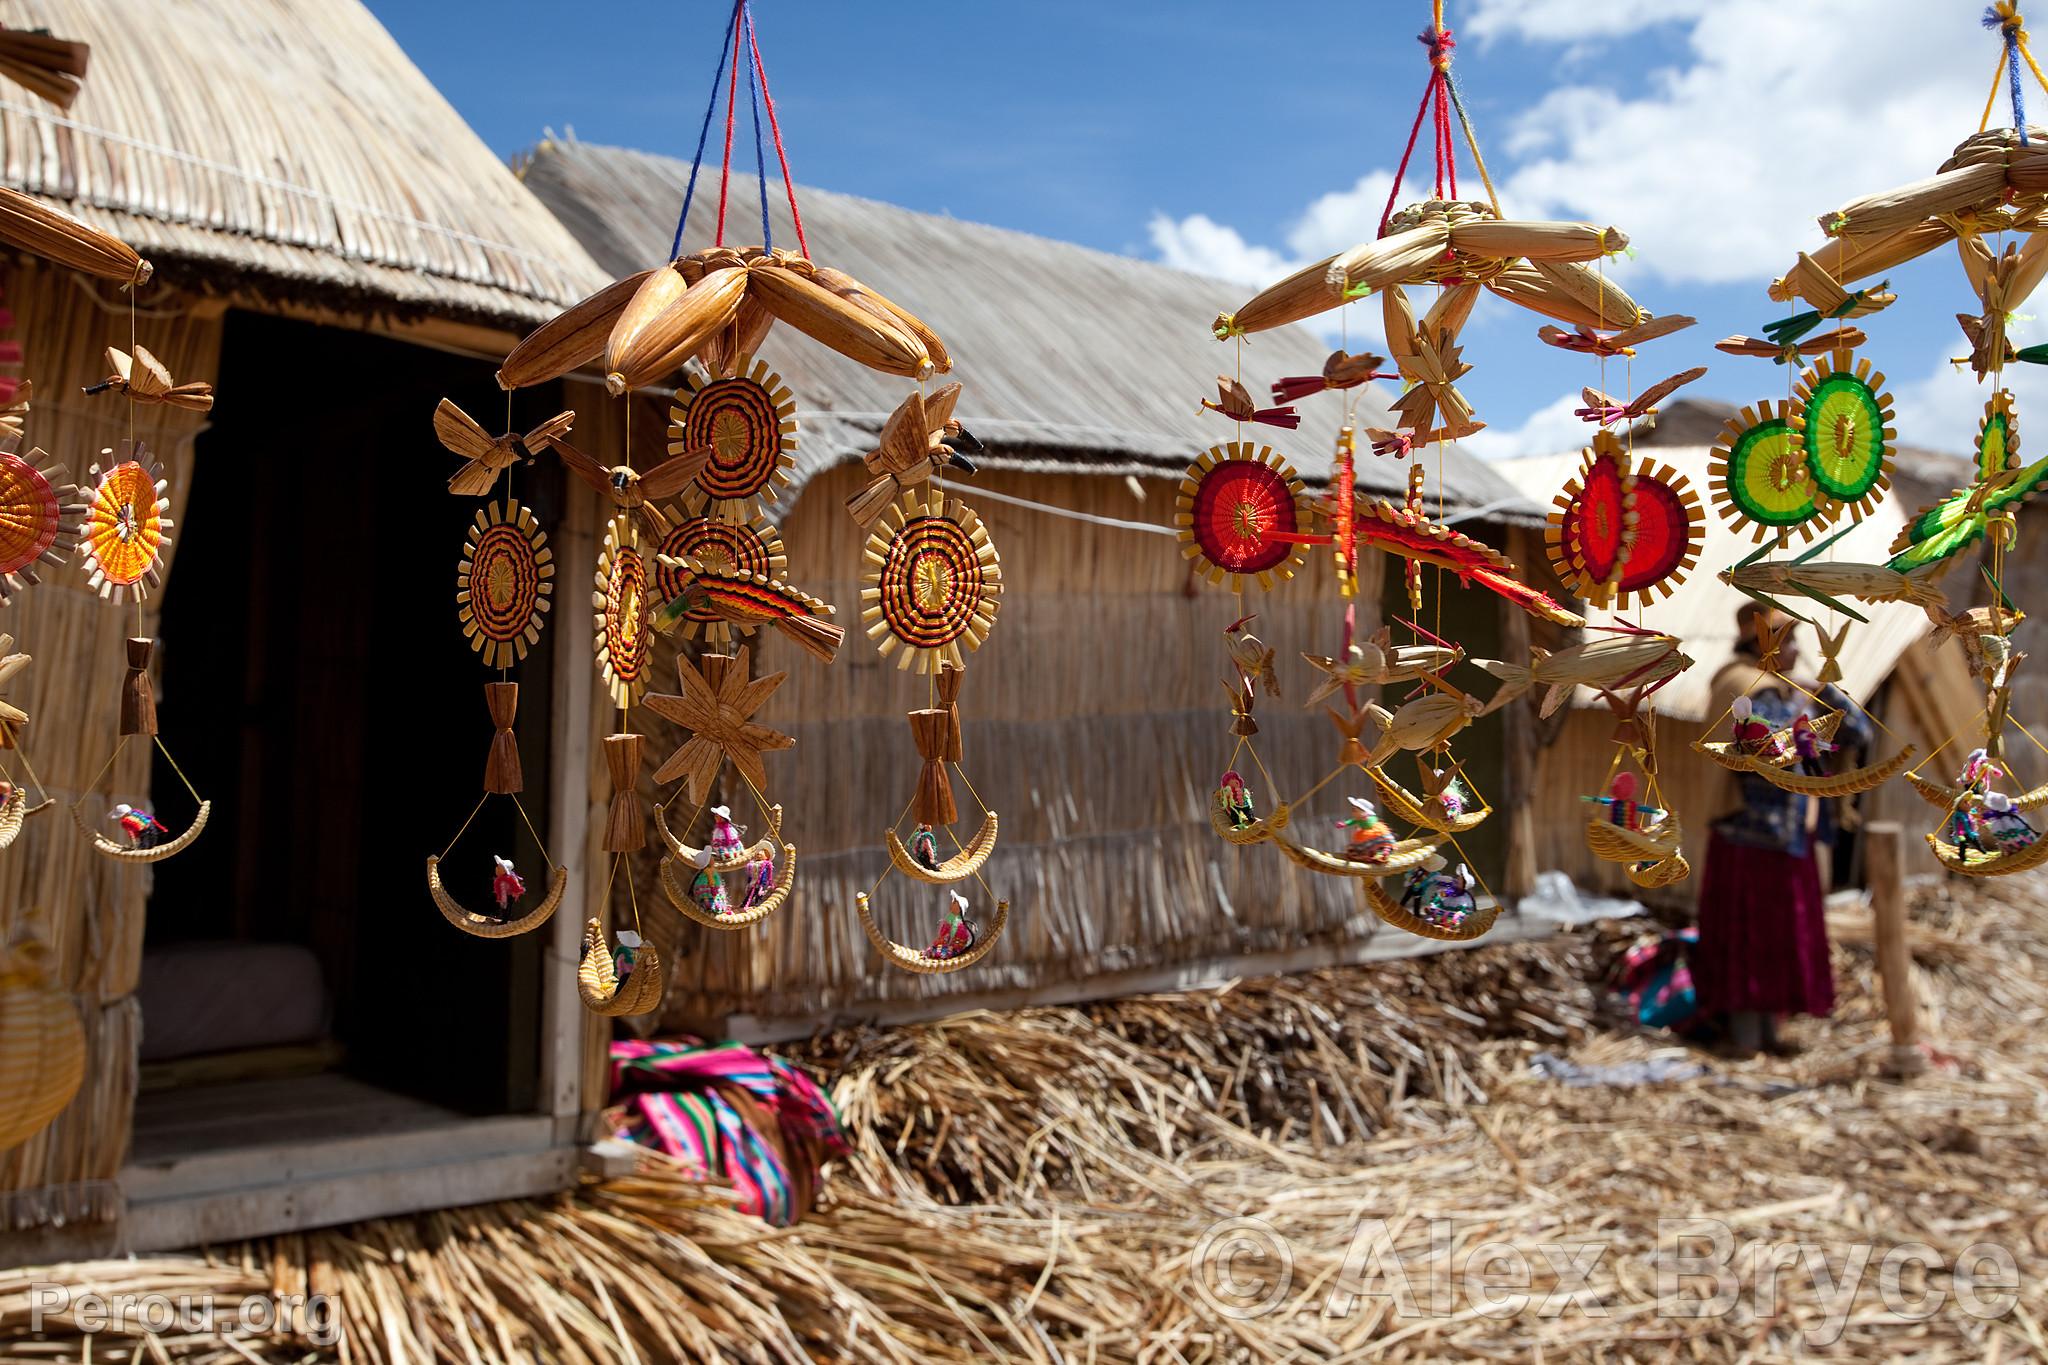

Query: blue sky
[371,0,2034,461]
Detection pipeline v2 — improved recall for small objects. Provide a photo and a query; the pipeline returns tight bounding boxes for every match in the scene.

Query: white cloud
[1466,0,1715,44]
[1459,391,1588,460]
[1495,0,1989,286]
[1145,212,1290,287]
[1147,171,1400,289]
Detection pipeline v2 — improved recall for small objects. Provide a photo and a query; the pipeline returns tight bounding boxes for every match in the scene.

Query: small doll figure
[706,805,746,860]
[1790,712,1834,777]
[1729,696,1779,757]
[1337,796,1396,863]
[927,889,977,960]
[1944,802,1991,856]
[691,867,731,918]
[1396,855,1477,929]
[491,854,526,911]
[108,802,168,849]
[1957,747,2003,796]
[614,929,643,980]
[909,823,941,871]
[1579,771,1664,831]
[1433,773,1468,821]
[1215,770,1257,829]
[1982,791,2040,851]
[741,850,776,908]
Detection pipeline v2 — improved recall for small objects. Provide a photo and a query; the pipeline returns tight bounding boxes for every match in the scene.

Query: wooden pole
[1865,821,1925,1077]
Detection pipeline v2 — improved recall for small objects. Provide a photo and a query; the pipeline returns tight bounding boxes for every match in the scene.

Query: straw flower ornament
[78,440,172,603]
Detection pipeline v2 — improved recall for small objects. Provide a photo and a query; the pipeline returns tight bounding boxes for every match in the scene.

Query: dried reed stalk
[0,187,150,284]
[497,268,652,389]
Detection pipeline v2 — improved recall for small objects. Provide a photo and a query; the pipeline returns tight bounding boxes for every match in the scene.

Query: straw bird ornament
[1359,689,1484,767]
[1721,547,1949,625]
[433,399,574,498]
[1224,614,1280,698]
[1538,314,1695,358]
[83,346,212,413]
[498,246,949,395]
[845,383,982,529]
[1576,366,1707,429]
[525,411,710,537]
[1715,328,1869,365]
[1475,629,1691,719]
[651,554,844,664]
[1270,350,1391,404]
[1200,376,1298,429]
[1303,628,1463,703]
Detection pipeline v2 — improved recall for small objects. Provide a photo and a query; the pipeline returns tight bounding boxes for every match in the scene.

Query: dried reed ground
[2,878,2043,1362]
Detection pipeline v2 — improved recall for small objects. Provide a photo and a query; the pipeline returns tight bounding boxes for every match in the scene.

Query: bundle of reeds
[8,878,2047,1361]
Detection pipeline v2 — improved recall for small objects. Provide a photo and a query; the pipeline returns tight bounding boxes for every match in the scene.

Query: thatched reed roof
[518,138,1543,522]
[1494,445,1935,720]
[0,0,609,325]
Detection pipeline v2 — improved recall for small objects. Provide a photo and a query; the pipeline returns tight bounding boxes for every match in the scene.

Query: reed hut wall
[0,260,220,1230]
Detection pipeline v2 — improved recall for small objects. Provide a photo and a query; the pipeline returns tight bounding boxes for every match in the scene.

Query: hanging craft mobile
[486,0,973,965]
[427,491,567,938]
[1182,0,1689,934]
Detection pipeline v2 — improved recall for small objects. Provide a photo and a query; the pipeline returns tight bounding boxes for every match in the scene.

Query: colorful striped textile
[608,1038,848,1226]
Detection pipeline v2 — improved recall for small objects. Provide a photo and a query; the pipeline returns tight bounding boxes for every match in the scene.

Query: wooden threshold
[121,1075,574,1253]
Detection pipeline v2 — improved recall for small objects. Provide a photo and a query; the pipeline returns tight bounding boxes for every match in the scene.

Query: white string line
[0,98,582,279]
[961,482,1178,537]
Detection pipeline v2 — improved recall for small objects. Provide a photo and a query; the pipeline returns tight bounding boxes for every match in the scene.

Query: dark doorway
[147,310,566,1116]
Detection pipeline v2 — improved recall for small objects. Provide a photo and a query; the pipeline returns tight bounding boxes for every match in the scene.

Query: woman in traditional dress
[1695,603,1871,1055]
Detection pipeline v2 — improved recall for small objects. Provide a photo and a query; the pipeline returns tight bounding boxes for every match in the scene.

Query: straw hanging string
[748,8,810,258]
[669,0,741,258]
[715,6,744,245]
[743,2,771,250]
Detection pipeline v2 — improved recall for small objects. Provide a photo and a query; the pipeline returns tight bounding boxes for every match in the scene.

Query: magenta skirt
[1692,830,1835,1017]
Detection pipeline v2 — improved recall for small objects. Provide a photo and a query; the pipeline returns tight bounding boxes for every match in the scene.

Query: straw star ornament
[644,645,793,805]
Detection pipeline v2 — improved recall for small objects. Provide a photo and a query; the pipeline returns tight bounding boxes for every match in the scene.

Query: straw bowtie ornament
[845,383,983,530]
[82,345,213,413]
